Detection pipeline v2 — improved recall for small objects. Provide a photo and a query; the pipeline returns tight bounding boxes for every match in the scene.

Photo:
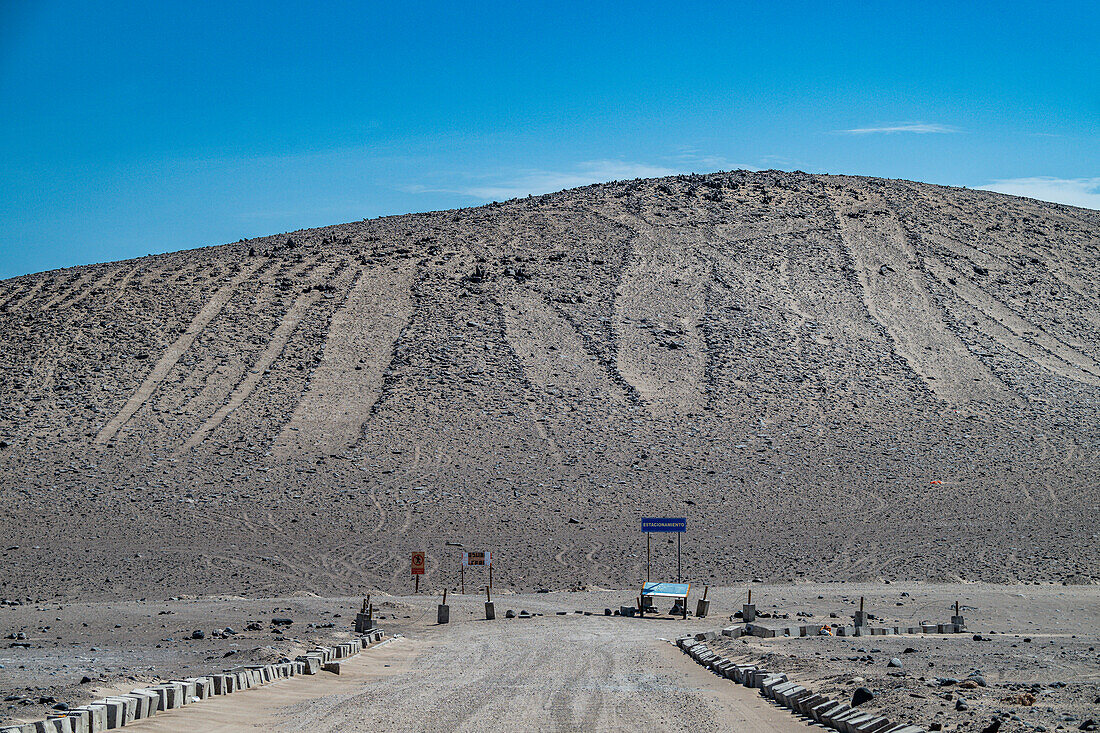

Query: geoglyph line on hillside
[40,271,92,311]
[827,193,1013,405]
[606,208,709,415]
[4,277,46,312]
[272,264,415,457]
[504,287,629,405]
[95,260,265,444]
[181,263,345,451]
[924,256,1100,387]
[172,257,321,428]
[51,266,115,311]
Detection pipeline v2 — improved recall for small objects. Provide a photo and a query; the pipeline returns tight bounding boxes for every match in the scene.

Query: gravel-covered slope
[0,170,1098,600]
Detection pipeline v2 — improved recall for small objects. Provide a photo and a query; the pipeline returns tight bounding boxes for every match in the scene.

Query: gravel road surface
[124,614,809,732]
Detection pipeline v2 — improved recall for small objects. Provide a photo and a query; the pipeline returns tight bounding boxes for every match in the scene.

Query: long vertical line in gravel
[271,263,415,457]
[180,263,342,451]
[3,277,46,312]
[95,259,265,444]
[824,186,1007,405]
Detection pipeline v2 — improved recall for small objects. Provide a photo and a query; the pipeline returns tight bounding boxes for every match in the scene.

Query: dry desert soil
[1,170,1098,730]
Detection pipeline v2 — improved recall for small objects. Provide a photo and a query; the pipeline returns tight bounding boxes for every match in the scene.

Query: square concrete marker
[40,717,77,733]
[78,703,108,732]
[101,698,130,727]
[49,712,89,733]
[37,719,74,733]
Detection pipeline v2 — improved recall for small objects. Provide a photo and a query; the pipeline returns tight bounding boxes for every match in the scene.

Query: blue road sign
[641,517,686,533]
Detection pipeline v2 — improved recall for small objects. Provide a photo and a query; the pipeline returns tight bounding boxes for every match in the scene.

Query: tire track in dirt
[95,260,264,444]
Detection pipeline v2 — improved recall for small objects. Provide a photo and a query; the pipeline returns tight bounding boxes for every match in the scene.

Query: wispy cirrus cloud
[405,159,680,200]
[977,177,1100,210]
[837,122,960,135]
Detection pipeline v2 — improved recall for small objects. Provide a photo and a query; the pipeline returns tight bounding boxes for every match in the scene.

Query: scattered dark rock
[851,687,874,706]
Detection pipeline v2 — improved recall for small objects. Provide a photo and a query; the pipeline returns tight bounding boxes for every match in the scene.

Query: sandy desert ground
[1,584,1097,731]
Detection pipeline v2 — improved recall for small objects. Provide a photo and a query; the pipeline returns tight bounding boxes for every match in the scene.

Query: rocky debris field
[699,583,1100,733]
[0,171,1098,600]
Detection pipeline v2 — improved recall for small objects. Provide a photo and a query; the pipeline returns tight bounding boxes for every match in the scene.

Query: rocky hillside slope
[1,171,1097,600]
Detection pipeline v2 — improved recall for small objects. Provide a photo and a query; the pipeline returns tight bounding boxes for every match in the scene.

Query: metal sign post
[461,551,491,594]
[640,517,686,583]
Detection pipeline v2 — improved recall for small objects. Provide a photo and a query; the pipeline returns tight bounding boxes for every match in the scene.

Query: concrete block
[786,688,813,708]
[832,710,867,731]
[765,679,794,698]
[189,677,214,699]
[695,599,710,618]
[742,603,756,622]
[75,704,107,733]
[485,601,495,620]
[168,680,195,703]
[437,604,450,624]
[921,624,936,634]
[322,661,342,674]
[678,637,696,649]
[820,703,851,725]
[856,719,895,733]
[36,719,73,733]
[211,674,229,695]
[123,689,158,718]
[721,626,742,638]
[841,713,876,732]
[811,700,843,722]
[100,698,132,728]
[796,693,828,714]
[51,711,91,733]
[151,683,181,709]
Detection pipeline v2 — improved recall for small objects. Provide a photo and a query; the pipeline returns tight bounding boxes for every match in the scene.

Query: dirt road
[127,614,809,732]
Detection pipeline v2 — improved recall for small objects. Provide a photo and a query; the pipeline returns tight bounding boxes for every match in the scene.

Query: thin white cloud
[406,160,680,200]
[977,177,1100,210]
[837,122,959,135]
[404,156,768,201]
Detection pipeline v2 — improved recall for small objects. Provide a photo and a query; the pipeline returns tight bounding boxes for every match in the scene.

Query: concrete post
[696,599,710,618]
[742,604,756,622]
[437,604,450,624]
[485,602,495,620]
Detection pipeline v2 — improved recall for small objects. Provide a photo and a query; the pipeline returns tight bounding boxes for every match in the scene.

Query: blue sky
[1,1,1097,279]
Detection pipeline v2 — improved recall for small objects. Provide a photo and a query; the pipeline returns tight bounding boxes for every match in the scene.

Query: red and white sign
[411,551,425,575]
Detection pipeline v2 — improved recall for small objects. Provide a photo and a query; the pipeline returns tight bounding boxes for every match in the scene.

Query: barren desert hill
[1,169,1098,601]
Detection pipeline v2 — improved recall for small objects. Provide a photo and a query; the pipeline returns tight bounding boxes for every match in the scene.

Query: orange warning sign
[411,551,425,575]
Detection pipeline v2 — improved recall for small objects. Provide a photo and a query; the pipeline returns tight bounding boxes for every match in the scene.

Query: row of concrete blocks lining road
[735,621,967,639]
[678,634,928,733]
[0,629,386,733]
